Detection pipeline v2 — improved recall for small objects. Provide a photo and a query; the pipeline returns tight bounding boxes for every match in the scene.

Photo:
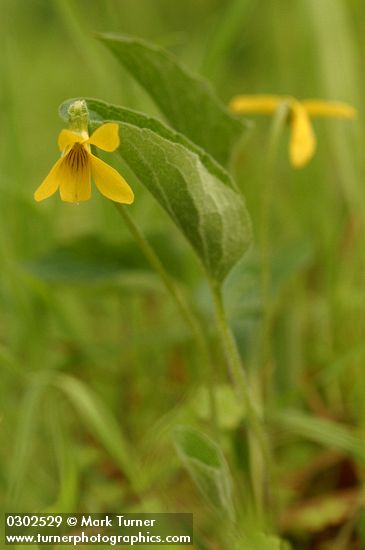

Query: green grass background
[1,1,365,548]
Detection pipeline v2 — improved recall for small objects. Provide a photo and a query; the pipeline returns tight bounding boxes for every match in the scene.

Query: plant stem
[208,277,270,518]
[114,204,219,437]
[206,107,288,517]
[260,102,290,359]
[257,102,289,522]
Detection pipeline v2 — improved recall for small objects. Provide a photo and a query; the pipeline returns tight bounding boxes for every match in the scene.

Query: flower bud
[67,100,89,137]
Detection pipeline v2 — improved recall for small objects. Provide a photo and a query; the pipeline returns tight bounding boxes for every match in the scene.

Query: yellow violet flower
[34,122,134,204]
[229,94,356,168]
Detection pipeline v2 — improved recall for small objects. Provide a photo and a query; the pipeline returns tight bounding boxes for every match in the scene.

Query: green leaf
[201,0,254,83]
[173,425,234,519]
[25,234,147,285]
[275,410,365,465]
[60,98,252,282]
[234,532,290,550]
[97,33,246,167]
[24,233,184,288]
[193,384,245,430]
[224,239,314,319]
[54,374,140,488]
[8,373,51,505]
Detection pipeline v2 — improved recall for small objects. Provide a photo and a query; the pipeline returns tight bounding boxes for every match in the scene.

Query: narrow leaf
[275,410,365,465]
[97,33,246,167]
[54,374,140,489]
[8,374,50,504]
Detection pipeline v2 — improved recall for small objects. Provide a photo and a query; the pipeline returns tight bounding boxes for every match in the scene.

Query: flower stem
[260,103,290,364]
[254,102,289,523]
[114,204,219,437]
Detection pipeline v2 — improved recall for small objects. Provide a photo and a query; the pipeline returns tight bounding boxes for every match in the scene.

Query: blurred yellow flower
[229,94,356,168]
[34,123,134,204]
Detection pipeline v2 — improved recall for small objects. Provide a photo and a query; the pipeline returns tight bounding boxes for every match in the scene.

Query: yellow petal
[58,129,85,152]
[34,157,64,202]
[86,123,120,152]
[229,94,283,114]
[59,151,91,203]
[302,99,357,119]
[289,100,317,168]
[90,154,134,204]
